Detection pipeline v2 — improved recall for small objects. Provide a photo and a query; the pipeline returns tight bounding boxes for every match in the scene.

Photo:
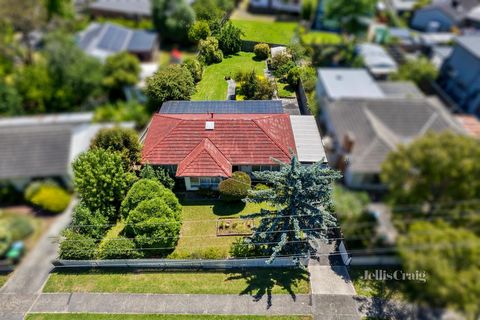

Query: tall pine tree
[245,156,341,264]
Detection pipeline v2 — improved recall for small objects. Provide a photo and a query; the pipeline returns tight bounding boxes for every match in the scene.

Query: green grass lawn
[43,269,310,295]
[276,81,296,98]
[27,314,312,320]
[170,199,269,259]
[231,20,297,45]
[192,52,266,101]
[300,32,343,45]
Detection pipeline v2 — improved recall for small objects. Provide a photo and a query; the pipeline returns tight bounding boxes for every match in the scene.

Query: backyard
[43,269,310,295]
[192,52,266,101]
[27,315,312,320]
[231,20,298,45]
[300,32,343,45]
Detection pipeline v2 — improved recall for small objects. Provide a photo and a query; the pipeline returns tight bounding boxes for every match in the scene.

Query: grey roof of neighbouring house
[377,81,425,98]
[325,98,463,173]
[289,115,326,163]
[0,114,93,180]
[159,101,285,114]
[317,68,385,99]
[89,0,151,16]
[456,35,480,59]
[78,23,157,60]
[420,0,479,21]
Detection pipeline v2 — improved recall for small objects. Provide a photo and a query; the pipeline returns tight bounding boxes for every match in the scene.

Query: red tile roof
[142,113,296,177]
[455,115,480,138]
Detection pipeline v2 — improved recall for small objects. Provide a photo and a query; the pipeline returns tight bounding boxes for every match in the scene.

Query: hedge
[59,230,97,260]
[96,237,143,259]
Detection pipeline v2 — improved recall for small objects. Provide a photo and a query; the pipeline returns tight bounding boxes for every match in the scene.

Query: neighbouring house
[0,113,133,190]
[141,101,326,190]
[437,35,480,116]
[455,114,480,137]
[248,0,302,14]
[430,45,453,69]
[357,43,398,78]
[322,98,464,189]
[88,0,151,19]
[77,22,158,62]
[466,5,480,27]
[392,0,419,13]
[411,0,478,32]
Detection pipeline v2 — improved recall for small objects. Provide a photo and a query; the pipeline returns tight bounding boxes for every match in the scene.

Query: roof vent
[205,121,215,130]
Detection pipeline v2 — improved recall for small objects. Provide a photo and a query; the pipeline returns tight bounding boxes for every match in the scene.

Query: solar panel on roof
[159,101,284,114]
[127,31,157,52]
[97,25,129,51]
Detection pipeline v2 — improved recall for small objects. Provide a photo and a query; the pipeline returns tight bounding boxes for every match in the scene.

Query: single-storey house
[77,23,158,62]
[141,101,326,190]
[88,0,151,19]
[356,43,398,78]
[437,35,480,116]
[411,0,478,32]
[322,98,464,190]
[248,0,302,14]
[0,113,132,190]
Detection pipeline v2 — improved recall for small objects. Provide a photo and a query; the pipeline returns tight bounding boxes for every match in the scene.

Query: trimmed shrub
[270,52,292,71]
[97,237,143,259]
[59,230,97,260]
[188,20,211,42]
[124,197,182,257]
[120,179,181,219]
[198,37,223,65]
[254,43,270,60]
[28,185,71,214]
[70,203,110,240]
[6,216,34,241]
[182,58,204,83]
[0,225,12,257]
[286,66,301,86]
[24,180,58,200]
[140,165,175,190]
[219,171,251,202]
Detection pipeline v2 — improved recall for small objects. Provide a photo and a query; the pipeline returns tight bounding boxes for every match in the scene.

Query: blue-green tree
[245,156,340,263]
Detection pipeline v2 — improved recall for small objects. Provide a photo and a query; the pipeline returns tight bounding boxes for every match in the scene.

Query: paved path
[1,200,75,294]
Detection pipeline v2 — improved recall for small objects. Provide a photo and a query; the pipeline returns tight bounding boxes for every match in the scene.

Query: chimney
[342,132,355,153]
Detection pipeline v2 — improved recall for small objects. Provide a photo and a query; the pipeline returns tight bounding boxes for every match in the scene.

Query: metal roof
[357,44,398,74]
[317,68,385,99]
[456,35,480,59]
[377,81,424,99]
[159,101,285,114]
[89,0,151,16]
[289,116,326,163]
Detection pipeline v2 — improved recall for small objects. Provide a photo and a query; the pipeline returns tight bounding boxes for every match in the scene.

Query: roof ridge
[253,115,293,159]
[201,138,232,177]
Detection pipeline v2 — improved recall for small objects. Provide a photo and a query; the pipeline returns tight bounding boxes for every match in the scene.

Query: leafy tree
[188,20,211,42]
[237,70,275,100]
[145,65,195,110]
[253,43,269,60]
[198,36,224,65]
[286,66,301,86]
[391,57,438,88]
[103,52,141,100]
[140,165,175,190]
[42,33,103,112]
[93,100,150,129]
[245,156,341,263]
[72,149,131,218]
[398,222,480,319]
[192,0,224,22]
[301,0,315,21]
[121,179,180,219]
[216,22,243,55]
[13,63,52,114]
[311,42,363,67]
[44,0,73,21]
[0,82,23,116]
[381,132,480,213]
[70,203,110,240]
[59,229,97,260]
[181,57,204,83]
[324,0,376,34]
[152,0,195,43]
[219,171,251,202]
[124,197,182,257]
[90,127,142,168]
[97,237,143,259]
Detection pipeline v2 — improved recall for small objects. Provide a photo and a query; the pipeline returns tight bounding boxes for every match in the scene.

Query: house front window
[189,177,222,189]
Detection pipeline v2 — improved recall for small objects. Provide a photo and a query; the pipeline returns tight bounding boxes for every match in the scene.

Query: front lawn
[231,20,297,45]
[43,269,310,295]
[170,199,269,259]
[192,52,266,101]
[301,32,343,45]
[27,314,312,320]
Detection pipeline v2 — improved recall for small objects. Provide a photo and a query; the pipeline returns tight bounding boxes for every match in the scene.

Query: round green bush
[71,203,110,240]
[6,216,34,241]
[182,57,204,83]
[97,237,143,259]
[59,230,97,260]
[29,185,71,214]
[0,225,12,257]
[218,171,251,202]
[120,179,181,219]
[286,66,301,86]
[24,180,58,201]
[124,197,182,257]
[254,43,270,60]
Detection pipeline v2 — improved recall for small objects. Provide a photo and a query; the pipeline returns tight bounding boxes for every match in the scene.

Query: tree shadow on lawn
[226,268,309,309]
[212,201,246,216]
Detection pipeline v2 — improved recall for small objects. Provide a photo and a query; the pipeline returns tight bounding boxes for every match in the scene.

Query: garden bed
[216,217,254,236]
[192,52,266,101]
